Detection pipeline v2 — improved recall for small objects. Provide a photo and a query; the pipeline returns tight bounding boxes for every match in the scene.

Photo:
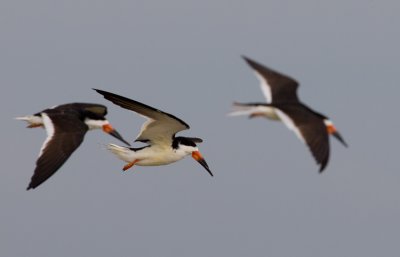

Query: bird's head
[84,115,130,146]
[324,119,348,147]
[172,136,213,176]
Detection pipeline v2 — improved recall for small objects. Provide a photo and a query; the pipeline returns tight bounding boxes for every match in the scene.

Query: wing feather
[242,56,300,103]
[27,112,87,190]
[94,89,189,144]
[275,105,330,172]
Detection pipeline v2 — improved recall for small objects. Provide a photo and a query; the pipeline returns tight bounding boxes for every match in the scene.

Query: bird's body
[108,143,188,166]
[16,103,130,190]
[231,102,281,120]
[230,56,347,172]
[94,89,213,176]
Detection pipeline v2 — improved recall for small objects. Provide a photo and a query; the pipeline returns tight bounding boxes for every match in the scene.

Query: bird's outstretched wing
[275,105,330,172]
[27,112,87,190]
[242,56,300,103]
[94,89,189,145]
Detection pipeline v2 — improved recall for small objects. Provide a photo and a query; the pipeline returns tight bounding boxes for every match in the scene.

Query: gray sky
[1,0,399,256]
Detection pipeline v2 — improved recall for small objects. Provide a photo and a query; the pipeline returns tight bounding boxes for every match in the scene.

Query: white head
[174,143,199,156]
[172,137,213,176]
[84,118,110,130]
[84,118,130,146]
[323,119,348,147]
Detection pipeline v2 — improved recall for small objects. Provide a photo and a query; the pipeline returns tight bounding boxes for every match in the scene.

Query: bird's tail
[15,115,43,128]
[228,102,262,117]
[107,143,133,163]
[107,143,129,154]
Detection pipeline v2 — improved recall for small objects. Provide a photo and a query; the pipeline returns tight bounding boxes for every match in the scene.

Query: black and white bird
[16,103,130,190]
[230,56,347,172]
[94,89,213,176]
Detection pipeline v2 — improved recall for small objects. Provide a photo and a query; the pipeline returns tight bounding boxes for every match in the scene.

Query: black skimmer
[16,103,130,190]
[94,89,213,176]
[230,56,347,172]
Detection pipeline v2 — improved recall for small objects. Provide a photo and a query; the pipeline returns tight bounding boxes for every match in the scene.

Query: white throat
[85,118,109,130]
[174,144,198,158]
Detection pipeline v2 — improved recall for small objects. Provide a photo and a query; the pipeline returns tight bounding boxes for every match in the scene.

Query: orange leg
[122,159,140,171]
[27,124,44,128]
[249,113,265,118]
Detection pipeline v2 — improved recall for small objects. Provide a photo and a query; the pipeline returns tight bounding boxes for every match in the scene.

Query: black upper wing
[27,112,88,190]
[243,56,300,103]
[94,89,189,144]
[276,104,330,172]
[93,89,189,128]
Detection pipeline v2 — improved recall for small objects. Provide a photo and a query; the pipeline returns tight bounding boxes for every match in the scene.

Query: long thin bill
[104,124,131,146]
[332,131,348,147]
[192,151,213,177]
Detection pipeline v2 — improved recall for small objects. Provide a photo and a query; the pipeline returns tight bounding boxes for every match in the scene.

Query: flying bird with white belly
[94,89,213,176]
[230,56,347,172]
[17,103,130,190]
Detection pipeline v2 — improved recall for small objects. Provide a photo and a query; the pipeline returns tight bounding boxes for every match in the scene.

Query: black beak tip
[333,132,348,148]
[122,139,131,146]
[198,159,213,177]
[109,130,131,146]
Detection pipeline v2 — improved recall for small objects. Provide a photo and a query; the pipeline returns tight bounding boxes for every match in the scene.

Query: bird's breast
[135,146,186,166]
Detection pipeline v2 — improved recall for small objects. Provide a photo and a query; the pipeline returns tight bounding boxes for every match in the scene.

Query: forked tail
[107,143,129,154]
[228,102,264,117]
[107,143,133,163]
[15,115,43,128]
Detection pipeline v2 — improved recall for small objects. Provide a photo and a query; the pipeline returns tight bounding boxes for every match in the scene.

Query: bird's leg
[249,113,264,118]
[123,159,139,171]
[27,124,44,128]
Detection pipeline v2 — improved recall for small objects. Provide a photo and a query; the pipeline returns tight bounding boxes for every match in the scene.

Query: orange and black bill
[332,130,347,147]
[103,124,131,146]
[192,151,213,177]
[327,124,348,147]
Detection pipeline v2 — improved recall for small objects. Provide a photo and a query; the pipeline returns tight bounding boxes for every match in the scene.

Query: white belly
[107,144,186,166]
[263,106,280,120]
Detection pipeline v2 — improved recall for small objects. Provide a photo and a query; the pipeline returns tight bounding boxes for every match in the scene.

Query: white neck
[85,118,109,130]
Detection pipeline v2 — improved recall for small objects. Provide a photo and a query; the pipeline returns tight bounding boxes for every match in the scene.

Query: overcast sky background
[1,0,399,256]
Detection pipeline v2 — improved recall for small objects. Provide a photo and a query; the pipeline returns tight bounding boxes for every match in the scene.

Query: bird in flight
[230,56,347,172]
[17,103,130,190]
[94,89,213,177]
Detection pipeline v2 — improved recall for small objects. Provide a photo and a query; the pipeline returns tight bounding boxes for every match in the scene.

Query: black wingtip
[93,88,105,94]
[26,177,41,190]
[319,162,328,173]
[241,55,263,71]
[241,55,252,63]
[241,55,258,63]
[26,183,35,191]
[93,88,111,97]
